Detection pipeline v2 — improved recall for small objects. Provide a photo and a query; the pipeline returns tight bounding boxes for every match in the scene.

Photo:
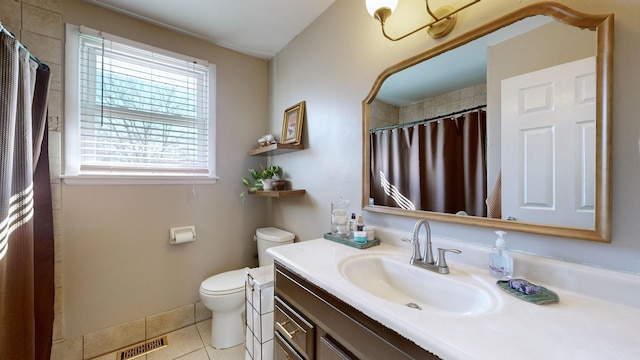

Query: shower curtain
[1,29,53,359]
[370,109,487,216]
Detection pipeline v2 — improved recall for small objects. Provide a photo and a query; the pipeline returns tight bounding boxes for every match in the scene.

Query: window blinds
[77,32,210,174]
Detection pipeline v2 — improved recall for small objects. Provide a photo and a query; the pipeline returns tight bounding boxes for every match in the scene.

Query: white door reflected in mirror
[501,57,596,229]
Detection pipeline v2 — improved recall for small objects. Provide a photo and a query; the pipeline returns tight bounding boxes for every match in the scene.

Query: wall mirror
[362,3,613,242]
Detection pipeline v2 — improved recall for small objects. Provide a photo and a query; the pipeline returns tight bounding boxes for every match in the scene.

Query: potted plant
[271,172,287,191]
[241,165,281,200]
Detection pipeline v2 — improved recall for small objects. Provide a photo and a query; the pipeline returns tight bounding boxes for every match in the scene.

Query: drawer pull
[276,320,300,339]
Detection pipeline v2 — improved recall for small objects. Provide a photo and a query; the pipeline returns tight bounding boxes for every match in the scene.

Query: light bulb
[365,0,398,17]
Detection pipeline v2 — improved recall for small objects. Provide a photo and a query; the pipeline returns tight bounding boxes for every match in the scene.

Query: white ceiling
[85,0,337,59]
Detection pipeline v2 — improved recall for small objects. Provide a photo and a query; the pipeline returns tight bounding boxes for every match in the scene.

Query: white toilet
[199,227,294,349]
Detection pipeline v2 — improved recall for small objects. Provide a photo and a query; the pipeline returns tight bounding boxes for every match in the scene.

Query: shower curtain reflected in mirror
[1,29,53,359]
[370,109,487,217]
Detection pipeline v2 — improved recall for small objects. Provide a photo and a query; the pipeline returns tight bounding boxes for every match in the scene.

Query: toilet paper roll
[170,226,196,244]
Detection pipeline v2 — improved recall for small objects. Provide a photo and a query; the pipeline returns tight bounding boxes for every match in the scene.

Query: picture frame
[280,101,305,144]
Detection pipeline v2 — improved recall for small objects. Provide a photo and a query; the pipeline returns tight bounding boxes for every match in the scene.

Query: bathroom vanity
[274,262,438,359]
[269,235,640,359]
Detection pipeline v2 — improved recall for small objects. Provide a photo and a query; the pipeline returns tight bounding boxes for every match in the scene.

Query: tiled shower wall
[369,83,487,130]
[0,0,65,353]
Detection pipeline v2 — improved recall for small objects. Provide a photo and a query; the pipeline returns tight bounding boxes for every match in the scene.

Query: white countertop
[268,236,640,360]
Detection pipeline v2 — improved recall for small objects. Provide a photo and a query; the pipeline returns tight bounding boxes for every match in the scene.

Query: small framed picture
[280,101,305,144]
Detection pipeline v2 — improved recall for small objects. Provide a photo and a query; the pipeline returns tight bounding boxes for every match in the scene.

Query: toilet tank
[256,227,295,266]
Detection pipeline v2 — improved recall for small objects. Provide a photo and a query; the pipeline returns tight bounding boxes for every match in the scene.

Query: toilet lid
[200,268,248,296]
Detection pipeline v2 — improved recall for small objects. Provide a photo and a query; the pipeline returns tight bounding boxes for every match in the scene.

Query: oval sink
[339,254,495,315]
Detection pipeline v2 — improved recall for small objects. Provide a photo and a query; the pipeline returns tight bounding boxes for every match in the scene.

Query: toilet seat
[200,267,248,296]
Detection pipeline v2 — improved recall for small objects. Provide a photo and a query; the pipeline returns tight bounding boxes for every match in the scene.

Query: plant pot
[272,180,287,191]
[262,179,273,191]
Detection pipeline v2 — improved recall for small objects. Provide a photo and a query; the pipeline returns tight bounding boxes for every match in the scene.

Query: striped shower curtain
[1,29,53,359]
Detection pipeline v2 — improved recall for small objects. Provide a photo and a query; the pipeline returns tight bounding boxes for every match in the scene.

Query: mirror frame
[362,2,613,242]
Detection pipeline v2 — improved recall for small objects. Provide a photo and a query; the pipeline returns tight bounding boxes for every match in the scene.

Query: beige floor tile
[205,344,245,360]
[147,325,204,360]
[195,319,212,347]
[175,348,210,360]
[147,304,195,339]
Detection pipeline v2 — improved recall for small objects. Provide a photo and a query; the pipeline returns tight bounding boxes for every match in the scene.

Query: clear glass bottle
[331,198,350,238]
[489,230,513,280]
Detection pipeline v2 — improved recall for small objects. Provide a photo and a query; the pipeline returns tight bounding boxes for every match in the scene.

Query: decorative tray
[323,233,380,249]
[497,280,560,305]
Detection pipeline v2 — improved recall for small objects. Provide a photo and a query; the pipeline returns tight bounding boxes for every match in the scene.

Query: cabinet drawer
[275,331,305,360]
[275,296,314,359]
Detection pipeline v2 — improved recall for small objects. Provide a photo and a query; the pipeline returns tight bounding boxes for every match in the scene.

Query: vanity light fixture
[365,0,481,40]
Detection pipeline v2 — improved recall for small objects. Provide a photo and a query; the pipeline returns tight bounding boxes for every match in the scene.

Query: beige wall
[267,0,640,273]
[60,0,270,338]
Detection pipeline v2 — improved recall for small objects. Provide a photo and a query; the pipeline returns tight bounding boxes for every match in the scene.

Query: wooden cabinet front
[274,261,440,360]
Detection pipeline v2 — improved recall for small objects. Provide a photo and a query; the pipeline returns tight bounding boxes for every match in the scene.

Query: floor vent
[116,335,168,360]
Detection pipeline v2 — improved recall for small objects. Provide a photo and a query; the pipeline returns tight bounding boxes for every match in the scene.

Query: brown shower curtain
[1,29,53,359]
[370,109,487,216]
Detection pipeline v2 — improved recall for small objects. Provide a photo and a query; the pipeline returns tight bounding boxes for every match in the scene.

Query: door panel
[501,56,596,228]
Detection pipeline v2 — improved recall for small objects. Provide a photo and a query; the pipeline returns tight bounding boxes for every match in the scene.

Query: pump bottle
[489,230,514,280]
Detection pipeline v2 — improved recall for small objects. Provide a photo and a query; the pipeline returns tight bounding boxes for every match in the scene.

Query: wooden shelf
[247,143,304,156]
[246,143,306,198]
[249,189,306,198]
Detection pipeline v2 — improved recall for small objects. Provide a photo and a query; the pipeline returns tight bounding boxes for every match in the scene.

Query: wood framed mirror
[362,3,613,242]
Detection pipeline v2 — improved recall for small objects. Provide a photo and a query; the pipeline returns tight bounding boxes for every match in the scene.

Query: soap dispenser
[489,230,513,280]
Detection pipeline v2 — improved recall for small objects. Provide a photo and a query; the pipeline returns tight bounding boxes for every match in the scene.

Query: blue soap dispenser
[489,230,513,280]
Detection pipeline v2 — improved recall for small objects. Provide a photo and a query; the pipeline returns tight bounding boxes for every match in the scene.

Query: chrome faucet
[403,219,461,274]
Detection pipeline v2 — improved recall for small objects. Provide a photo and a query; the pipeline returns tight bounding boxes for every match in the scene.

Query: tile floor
[89,320,245,360]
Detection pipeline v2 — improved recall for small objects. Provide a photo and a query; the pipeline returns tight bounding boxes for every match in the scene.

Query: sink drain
[406,302,422,310]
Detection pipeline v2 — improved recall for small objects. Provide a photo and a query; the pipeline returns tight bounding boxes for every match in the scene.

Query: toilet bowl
[199,268,248,349]
[199,227,295,349]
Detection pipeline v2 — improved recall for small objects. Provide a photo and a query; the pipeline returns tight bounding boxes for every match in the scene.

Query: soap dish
[496,280,559,305]
[323,233,380,249]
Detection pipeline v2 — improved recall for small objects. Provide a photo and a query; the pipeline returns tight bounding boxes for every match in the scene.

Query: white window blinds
[64,24,216,183]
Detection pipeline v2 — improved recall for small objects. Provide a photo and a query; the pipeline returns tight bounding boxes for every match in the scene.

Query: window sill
[61,174,219,186]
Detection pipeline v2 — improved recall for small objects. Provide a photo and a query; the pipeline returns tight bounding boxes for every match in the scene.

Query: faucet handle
[436,248,462,274]
[402,237,423,263]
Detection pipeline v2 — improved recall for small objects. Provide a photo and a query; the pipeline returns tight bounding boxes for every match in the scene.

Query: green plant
[241,165,281,201]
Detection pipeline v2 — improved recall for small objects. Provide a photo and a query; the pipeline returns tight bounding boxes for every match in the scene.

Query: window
[64,24,216,184]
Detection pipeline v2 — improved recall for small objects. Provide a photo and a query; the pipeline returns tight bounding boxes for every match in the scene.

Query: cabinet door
[318,336,354,360]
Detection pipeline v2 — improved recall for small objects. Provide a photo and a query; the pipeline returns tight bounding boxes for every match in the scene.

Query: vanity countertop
[268,238,640,360]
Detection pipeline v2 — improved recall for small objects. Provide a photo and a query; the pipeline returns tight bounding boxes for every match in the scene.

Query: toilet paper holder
[170,226,196,244]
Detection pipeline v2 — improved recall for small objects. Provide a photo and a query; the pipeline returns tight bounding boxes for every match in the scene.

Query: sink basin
[339,254,495,315]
